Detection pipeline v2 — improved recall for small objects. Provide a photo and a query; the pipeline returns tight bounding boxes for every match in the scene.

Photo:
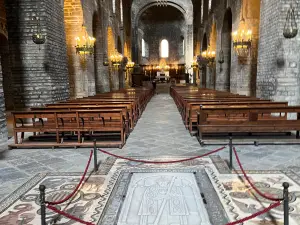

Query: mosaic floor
[0,156,299,225]
[1,91,300,224]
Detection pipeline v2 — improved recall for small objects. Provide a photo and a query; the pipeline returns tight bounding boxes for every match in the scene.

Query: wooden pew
[186,101,288,134]
[12,109,126,148]
[196,106,300,144]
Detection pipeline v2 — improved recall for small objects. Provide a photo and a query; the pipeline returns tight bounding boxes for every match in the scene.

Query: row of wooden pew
[170,85,300,144]
[10,87,154,149]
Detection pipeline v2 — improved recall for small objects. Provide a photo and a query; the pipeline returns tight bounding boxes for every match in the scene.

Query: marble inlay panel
[206,166,300,225]
[118,173,211,225]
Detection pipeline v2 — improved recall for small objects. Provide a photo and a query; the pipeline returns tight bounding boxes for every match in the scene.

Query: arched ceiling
[139,5,185,23]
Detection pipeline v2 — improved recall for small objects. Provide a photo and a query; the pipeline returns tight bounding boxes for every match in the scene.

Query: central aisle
[115,94,201,156]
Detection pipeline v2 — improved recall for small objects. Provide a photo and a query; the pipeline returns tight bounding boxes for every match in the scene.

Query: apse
[137,5,186,65]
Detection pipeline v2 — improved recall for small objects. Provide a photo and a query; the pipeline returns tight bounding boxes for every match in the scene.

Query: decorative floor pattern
[0,156,299,225]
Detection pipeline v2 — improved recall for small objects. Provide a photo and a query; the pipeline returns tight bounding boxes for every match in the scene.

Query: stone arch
[221,8,232,92]
[64,0,86,98]
[131,0,193,67]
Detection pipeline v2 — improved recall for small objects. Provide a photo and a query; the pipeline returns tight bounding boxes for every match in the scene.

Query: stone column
[5,0,69,109]
[0,56,8,152]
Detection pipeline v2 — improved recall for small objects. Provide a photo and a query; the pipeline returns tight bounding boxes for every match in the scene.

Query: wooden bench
[32,104,132,132]
[186,101,288,134]
[12,109,126,148]
[196,106,300,144]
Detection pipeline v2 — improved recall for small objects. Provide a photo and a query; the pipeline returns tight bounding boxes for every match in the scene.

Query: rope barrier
[225,201,281,225]
[47,205,95,225]
[46,150,93,205]
[233,147,284,202]
[98,146,226,164]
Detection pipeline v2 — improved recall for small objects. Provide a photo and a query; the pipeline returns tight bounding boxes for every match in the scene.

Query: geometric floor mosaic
[0,155,299,225]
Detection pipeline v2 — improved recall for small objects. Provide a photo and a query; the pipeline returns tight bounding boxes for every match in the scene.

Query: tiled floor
[1,93,300,202]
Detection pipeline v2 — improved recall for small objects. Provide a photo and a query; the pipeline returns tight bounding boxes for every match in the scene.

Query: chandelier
[232,1,252,57]
[156,0,168,7]
[32,17,46,48]
[126,61,135,69]
[201,47,216,64]
[75,25,95,55]
[283,3,298,38]
[110,49,123,66]
[191,59,198,69]
[164,65,170,71]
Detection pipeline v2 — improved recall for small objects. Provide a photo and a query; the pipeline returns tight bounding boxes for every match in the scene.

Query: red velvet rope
[47,205,95,225]
[233,147,284,202]
[98,146,226,164]
[225,201,281,225]
[46,150,93,205]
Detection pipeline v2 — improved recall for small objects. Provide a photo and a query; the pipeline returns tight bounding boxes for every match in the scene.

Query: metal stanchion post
[39,185,46,225]
[229,137,233,170]
[283,182,289,225]
[93,139,98,172]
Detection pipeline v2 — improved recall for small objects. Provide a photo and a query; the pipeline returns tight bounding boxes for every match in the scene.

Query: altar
[156,72,170,82]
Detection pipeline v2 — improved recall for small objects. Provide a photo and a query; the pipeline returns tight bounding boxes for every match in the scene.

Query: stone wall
[141,21,185,65]
[0,56,8,152]
[5,0,69,108]
[257,0,300,106]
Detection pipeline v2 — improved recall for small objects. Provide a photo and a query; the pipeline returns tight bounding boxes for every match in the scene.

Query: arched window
[209,0,212,11]
[112,0,115,13]
[120,0,123,23]
[142,39,146,57]
[160,39,169,58]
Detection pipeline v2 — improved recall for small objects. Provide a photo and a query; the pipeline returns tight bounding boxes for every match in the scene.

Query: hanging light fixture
[232,0,252,57]
[156,0,168,7]
[32,17,46,48]
[75,25,96,55]
[201,46,216,64]
[110,49,123,66]
[283,3,298,39]
[191,59,198,69]
[126,60,135,69]
[218,50,224,64]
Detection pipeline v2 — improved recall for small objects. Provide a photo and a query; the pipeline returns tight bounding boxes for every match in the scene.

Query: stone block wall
[0,56,8,152]
[257,0,300,106]
[5,0,69,108]
[141,21,185,65]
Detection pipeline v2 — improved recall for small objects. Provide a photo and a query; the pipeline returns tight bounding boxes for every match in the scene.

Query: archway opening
[221,8,232,92]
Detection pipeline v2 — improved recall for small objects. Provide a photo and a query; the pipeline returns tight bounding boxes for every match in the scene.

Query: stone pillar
[0,56,8,152]
[257,0,300,105]
[5,0,69,109]
[186,25,194,78]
